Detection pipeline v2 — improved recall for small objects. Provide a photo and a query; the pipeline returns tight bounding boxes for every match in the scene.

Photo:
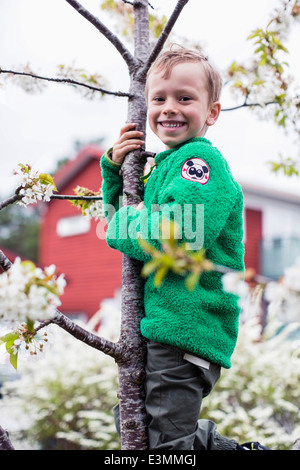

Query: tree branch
[0,68,132,98]
[0,426,14,450]
[292,439,300,450]
[64,0,137,72]
[0,190,103,213]
[222,100,278,112]
[50,195,102,201]
[49,310,125,364]
[0,250,12,272]
[0,187,23,211]
[139,0,190,79]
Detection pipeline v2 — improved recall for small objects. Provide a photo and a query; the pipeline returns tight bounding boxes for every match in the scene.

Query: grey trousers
[114,340,237,450]
[145,341,237,450]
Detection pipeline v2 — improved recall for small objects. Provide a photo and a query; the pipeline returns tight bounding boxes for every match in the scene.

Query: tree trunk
[117,0,150,451]
[0,426,14,450]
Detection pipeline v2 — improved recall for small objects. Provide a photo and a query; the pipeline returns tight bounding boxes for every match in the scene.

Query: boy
[101,47,264,450]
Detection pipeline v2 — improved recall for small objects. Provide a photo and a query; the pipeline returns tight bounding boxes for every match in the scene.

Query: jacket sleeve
[101,151,170,262]
[105,202,177,262]
[100,150,123,224]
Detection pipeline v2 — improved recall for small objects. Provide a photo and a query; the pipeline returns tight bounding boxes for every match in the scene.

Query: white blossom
[81,200,105,221]
[0,257,66,326]
[222,272,249,299]
[72,187,104,221]
[265,257,300,322]
[283,258,300,292]
[14,164,57,207]
[12,322,50,358]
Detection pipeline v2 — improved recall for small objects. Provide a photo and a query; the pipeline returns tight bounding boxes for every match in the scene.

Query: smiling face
[147,62,221,149]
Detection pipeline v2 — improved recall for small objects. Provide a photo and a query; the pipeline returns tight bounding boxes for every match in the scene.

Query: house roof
[53,145,104,192]
[241,180,300,207]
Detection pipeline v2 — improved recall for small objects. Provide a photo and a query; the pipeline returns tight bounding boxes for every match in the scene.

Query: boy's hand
[112,123,144,164]
[135,201,145,211]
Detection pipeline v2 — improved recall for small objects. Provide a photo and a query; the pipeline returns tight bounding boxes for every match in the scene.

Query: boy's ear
[206,102,221,127]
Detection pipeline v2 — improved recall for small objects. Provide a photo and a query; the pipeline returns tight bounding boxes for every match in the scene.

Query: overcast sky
[1,0,300,198]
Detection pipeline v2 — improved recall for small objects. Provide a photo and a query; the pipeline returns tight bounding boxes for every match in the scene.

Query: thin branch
[51,195,102,201]
[0,187,22,211]
[64,0,137,72]
[0,191,103,213]
[0,68,132,98]
[139,0,190,79]
[222,100,278,112]
[0,250,12,272]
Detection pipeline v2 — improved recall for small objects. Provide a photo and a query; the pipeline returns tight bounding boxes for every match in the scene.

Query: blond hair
[146,45,223,105]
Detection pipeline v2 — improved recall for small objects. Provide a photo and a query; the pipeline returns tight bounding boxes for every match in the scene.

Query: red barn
[39,146,122,320]
[242,182,300,279]
[243,207,263,274]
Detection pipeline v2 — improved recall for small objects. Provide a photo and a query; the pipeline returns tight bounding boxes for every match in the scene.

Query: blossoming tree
[0,0,300,451]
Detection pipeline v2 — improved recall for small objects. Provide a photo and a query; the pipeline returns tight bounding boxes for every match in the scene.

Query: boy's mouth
[159,121,186,129]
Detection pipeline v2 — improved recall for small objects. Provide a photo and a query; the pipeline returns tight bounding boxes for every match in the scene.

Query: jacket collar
[154,137,212,166]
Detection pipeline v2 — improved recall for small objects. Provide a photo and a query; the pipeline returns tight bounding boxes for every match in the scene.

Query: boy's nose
[162,99,178,116]
[163,108,178,117]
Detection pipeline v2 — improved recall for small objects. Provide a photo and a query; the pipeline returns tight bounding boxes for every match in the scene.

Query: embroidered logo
[181,158,210,185]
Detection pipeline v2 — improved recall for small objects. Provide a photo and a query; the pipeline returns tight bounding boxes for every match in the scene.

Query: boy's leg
[145,340,237,450]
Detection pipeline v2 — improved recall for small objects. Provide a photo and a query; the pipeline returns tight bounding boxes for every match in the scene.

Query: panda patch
[181,158,210,185]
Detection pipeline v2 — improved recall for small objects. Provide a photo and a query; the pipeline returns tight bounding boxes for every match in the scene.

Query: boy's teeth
[161,122,183,128]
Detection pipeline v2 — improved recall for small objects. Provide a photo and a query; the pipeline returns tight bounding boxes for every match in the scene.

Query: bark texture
[116,0,150,451]
[0,426,14,451]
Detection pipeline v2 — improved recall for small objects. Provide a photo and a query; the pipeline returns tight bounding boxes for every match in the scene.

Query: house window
[57,215,91,238]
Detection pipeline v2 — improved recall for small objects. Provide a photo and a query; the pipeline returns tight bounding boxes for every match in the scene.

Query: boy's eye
[153,97,165,102]
[180,96,192,102]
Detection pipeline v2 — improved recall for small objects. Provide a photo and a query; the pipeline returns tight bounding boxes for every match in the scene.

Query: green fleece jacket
[100,137,244,368]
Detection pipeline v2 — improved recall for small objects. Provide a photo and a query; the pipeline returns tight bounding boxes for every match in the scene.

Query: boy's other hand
[112,123,144,164]
[135,201,145,211]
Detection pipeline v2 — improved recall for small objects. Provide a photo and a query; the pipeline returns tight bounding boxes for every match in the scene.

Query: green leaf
[153,265,169,287]
[185,271,201,291]
[26,317,35,333]
[274,94,286,105]
[259,56,268,67]
[39,173,58,191]
[5,338,17,353]
[0,332,19,345]
[137,236,159,256]
[18,163,30,173]
[141,259,160,278]
[252,78,264,86]
[254,45,266,54]
[0,332,19,370]
[228,61,247,75]
[247,29,263,40]
[9,350,18,370]
[21,260,36,272]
